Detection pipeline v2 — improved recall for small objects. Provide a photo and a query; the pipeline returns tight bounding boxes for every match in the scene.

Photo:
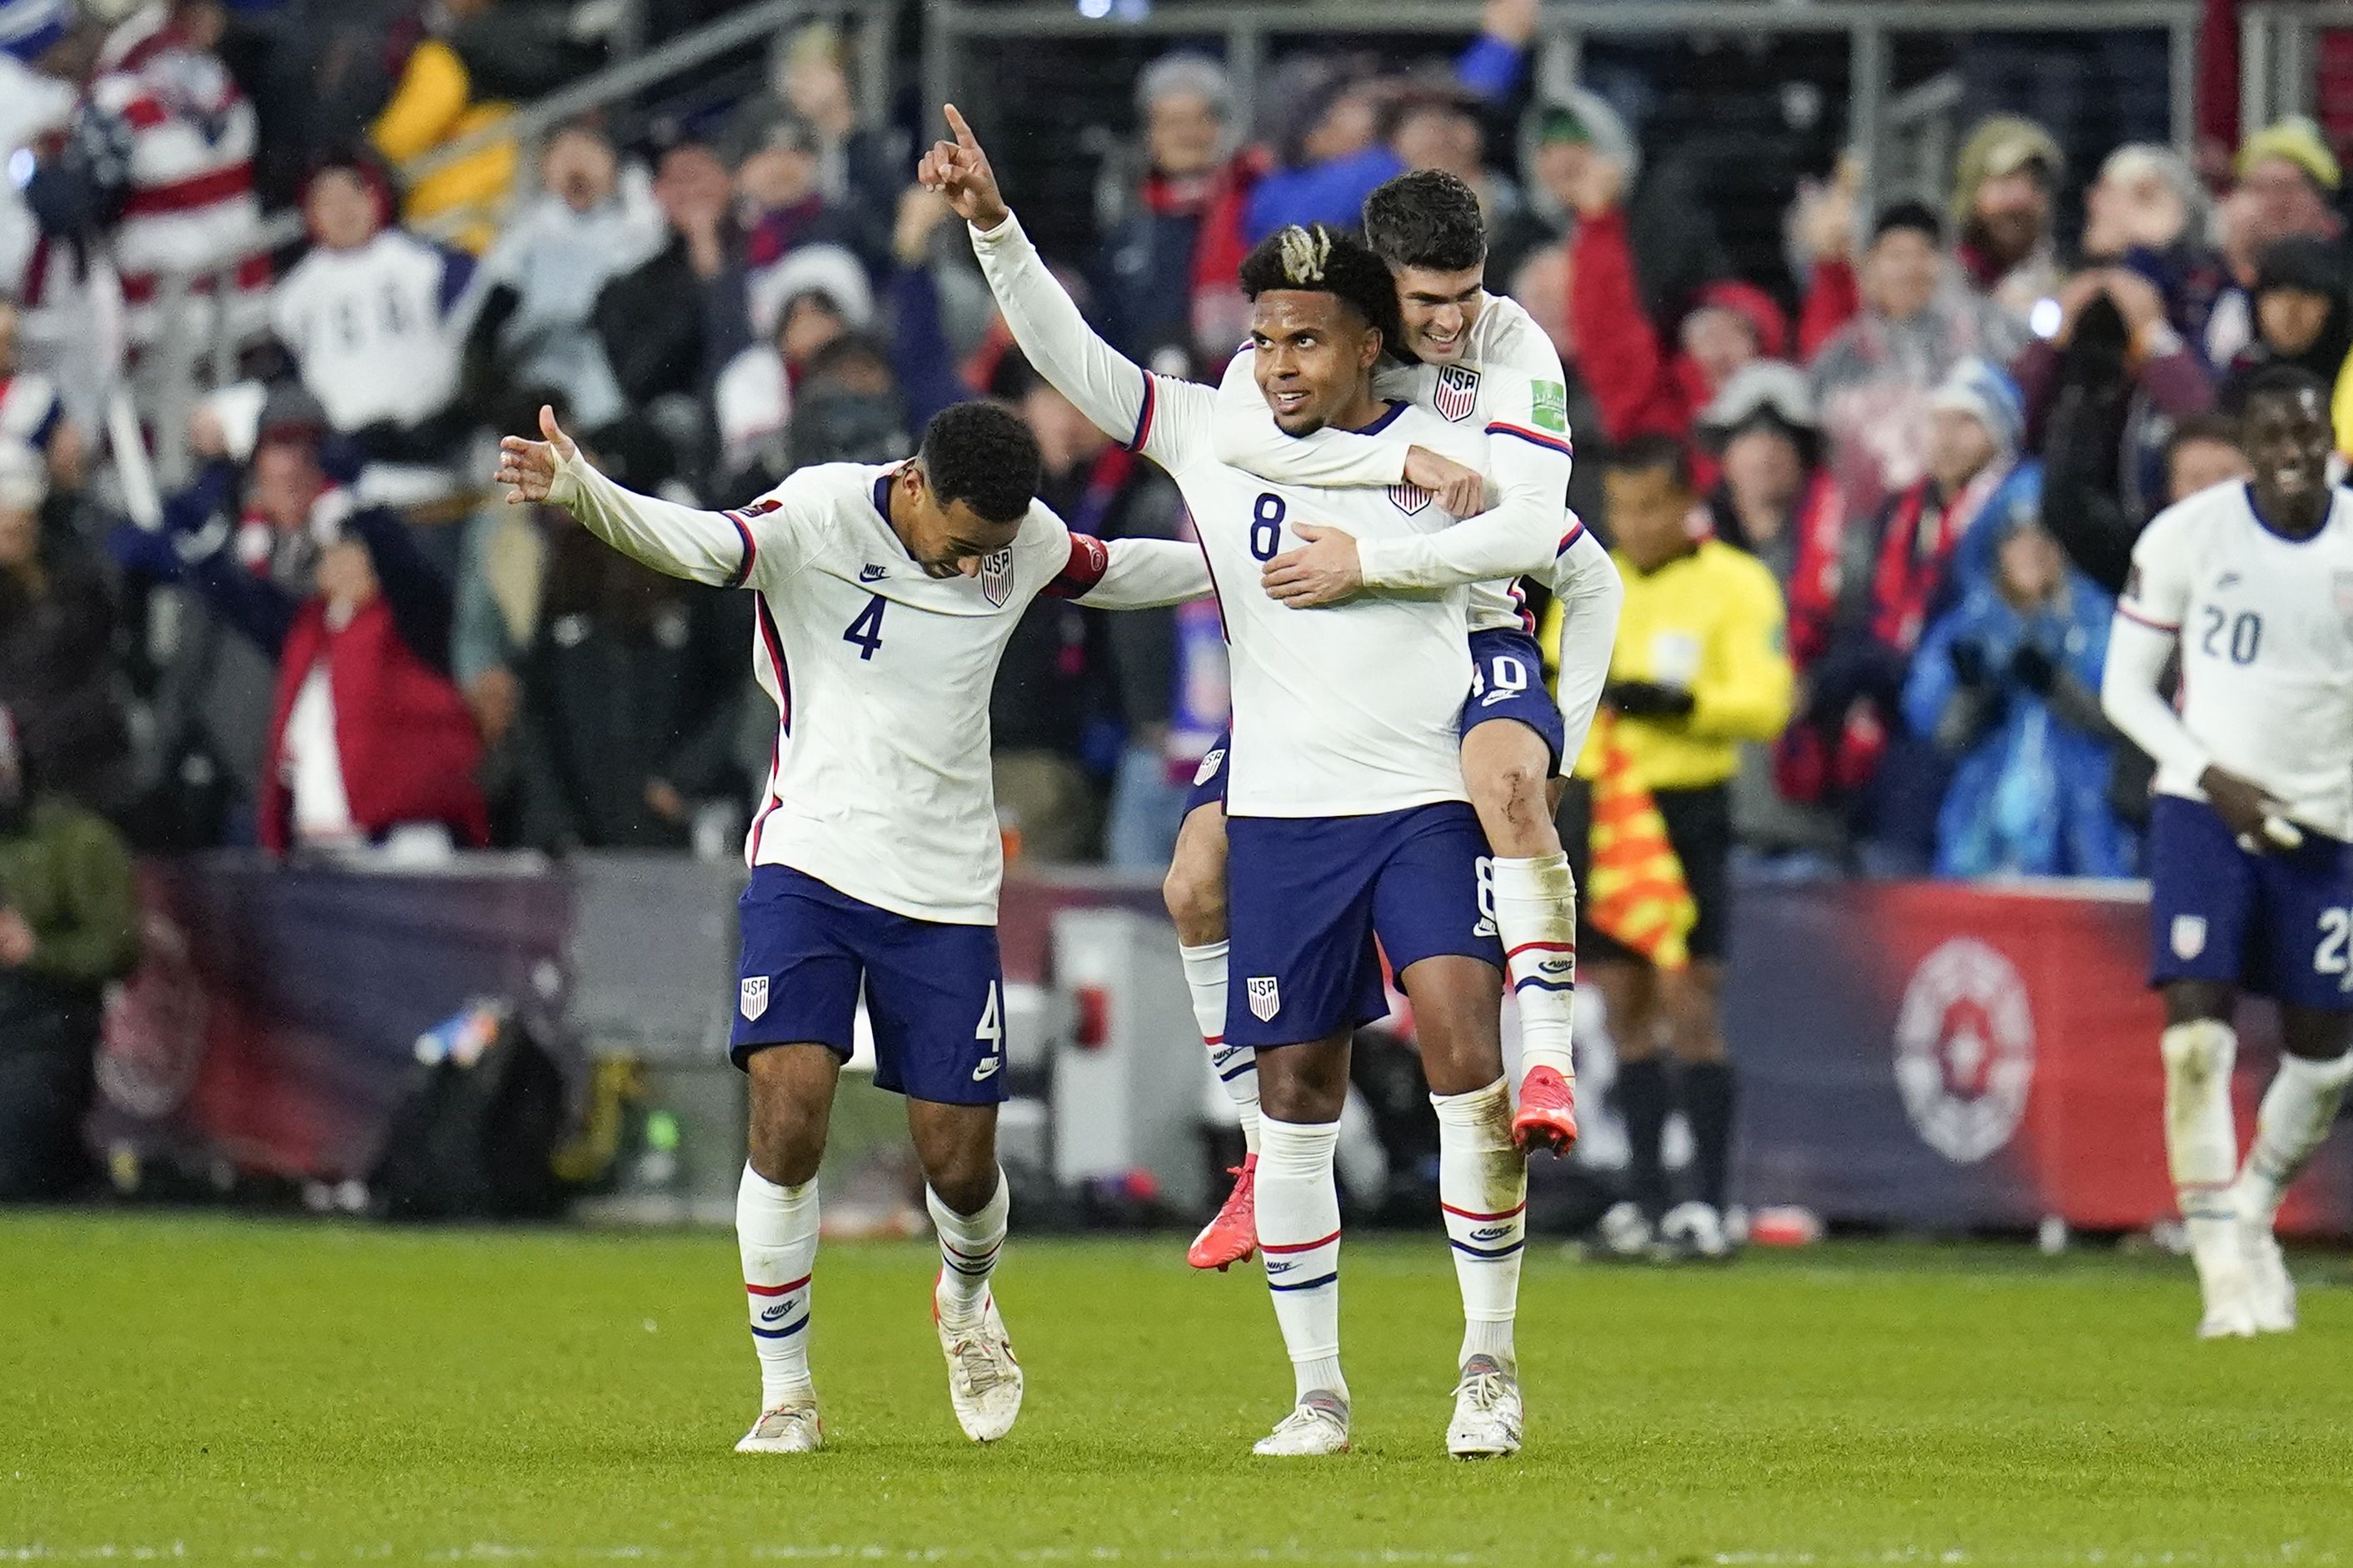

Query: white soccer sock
[1493,854,1578,1081]
[737,1163,819,1407]
[1256,1116,1344,1403]
[928,1170,1009,1330]
[2237,1050,2353,1226]
[2161,1020,2241,1277]
[1433,1077,1526,1371]
[1183,940,1259,1154]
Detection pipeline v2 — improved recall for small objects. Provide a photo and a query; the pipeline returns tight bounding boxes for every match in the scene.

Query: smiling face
[1391,263,1484,365]
[2242,384,2334,533]
[893,463,1024,580]
[1249,289,1383,435]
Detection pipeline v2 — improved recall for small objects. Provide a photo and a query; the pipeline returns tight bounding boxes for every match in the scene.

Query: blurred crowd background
[0,0,2340,888]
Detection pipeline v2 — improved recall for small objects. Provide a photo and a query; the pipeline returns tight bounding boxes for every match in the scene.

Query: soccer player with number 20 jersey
[2104,364,2353,1340]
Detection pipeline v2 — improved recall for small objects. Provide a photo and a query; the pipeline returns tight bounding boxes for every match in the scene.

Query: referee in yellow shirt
[1551,436,1794,1262]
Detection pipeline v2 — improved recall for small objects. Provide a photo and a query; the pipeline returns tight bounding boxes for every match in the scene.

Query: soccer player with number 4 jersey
[2102,364,2353,1339]
[927,100,1560,1459]
[496,399,1209,1451]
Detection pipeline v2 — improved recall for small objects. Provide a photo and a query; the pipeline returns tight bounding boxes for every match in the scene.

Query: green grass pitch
[7,1213,2353,1565]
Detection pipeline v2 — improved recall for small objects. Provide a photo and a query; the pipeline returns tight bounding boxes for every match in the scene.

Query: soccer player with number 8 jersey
[2102,363,2353,1340]
[927,103,1553,1459]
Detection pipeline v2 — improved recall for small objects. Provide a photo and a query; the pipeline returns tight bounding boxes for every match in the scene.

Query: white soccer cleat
[735,1397,823,1454]
[1591,1200,1653,1261]
[2194,1258,2261,1340]
[1253,1391,1351,1456]
[1446,1355,1523,1459]
[2240,1216,2297,1333]
[935,1287,1024,1442]
[1656,1201,1733,1263]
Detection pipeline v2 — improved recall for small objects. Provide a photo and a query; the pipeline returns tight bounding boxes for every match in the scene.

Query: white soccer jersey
[973,212,1498,819]
[1210,291,1575,635]
[2117,480,2353,839]
[272,231,466,431]
[548,455,1212,923]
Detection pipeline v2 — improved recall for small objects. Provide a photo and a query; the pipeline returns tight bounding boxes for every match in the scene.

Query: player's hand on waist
[1403,446,1486,518]
[2200,765,2290,849]
[920,104,1009,231]
[496,405,577,505]
[1263,523,1363,608]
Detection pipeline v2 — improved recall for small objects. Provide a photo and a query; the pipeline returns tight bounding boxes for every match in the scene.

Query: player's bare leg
[909,1098,1023,1441]
[2231,1005,2353,1332]
[1658,962,1735,1261]
[1462,720,1581,1156]
[1249,1032,1354,1456]
[1166,799,1259,1270]
[735,1045,840,1453]
[1403,953,1524,1457]
[1593,961,1665,1257]
[2160,982,2257,1337]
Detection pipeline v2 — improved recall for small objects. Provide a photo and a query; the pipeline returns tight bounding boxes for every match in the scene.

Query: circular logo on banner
[1892,937,2036,1164]
[97,908,210,1121]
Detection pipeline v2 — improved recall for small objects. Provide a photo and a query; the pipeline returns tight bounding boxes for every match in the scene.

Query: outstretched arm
[1036,528,1214,610]
[496,405,806,589]
[923,105,1209,467]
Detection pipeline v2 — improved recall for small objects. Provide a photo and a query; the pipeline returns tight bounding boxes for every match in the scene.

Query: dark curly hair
[1361,170,1487,273]
[919,401,1043,525]
[1239,223,1403,351]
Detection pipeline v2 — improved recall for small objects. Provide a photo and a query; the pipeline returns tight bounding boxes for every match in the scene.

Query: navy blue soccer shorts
[1183,733,1229,819]
[2147,794,2353,1011]
[1464,627,1566,776]
[1224,802,1503,1048]
[730,865,1008,1103]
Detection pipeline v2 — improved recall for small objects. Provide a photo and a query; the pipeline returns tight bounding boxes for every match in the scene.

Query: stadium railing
[2239,1,2353,135]
[925,0,2200,239]
[120,0,900,505]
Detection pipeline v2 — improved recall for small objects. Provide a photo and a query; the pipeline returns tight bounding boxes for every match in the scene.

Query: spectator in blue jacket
[1902,514,2131,880]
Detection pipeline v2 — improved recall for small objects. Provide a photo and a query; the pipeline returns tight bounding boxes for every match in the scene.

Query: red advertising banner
[1729,880,2352,1237]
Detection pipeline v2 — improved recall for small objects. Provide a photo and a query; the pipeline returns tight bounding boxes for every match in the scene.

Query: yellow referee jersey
[1546,538,1796,792]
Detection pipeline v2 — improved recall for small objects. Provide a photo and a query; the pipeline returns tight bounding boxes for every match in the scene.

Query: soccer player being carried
[496,400,1211,1451]
[1170,168,1623,1273]
[2102,364,2353,1339]
[926,105,1548,1459]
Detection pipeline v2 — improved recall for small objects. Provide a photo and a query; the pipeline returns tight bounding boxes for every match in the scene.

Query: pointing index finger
[944,103,980,152]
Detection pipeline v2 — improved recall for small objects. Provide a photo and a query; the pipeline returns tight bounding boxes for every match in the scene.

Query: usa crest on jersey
[1433,365,1481,422]
[980,547,1014,607]
[740,975,770,1020]
[2171,915,2206,961]
[1388,482,1433,515]
[1247,975,1281,1021]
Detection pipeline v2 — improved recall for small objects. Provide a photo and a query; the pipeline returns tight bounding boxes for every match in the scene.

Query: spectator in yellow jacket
[371,0,518,252]
[1558,434,1793,1263]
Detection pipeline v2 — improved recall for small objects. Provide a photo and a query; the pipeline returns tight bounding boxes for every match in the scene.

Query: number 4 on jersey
[843,594,887,660]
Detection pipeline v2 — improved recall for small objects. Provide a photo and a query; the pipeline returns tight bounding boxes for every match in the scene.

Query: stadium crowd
[0,0,2346,886]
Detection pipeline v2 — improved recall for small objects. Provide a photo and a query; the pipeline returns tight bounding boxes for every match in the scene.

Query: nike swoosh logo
[1538,958,1573,976]
[860,565,888,582]
[972,1057,1001,1082]
[759,1302,795,1322]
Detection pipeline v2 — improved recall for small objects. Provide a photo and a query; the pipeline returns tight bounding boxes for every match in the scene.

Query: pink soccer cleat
[1188,1154,1259,1271]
